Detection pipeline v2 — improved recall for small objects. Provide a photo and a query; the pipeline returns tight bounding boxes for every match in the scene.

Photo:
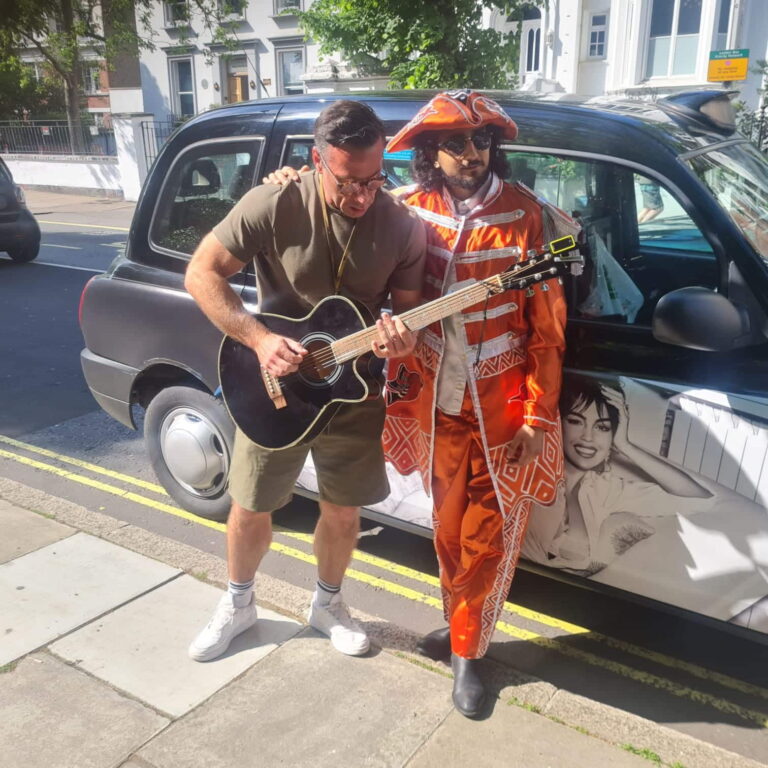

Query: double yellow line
[1,432,767,726]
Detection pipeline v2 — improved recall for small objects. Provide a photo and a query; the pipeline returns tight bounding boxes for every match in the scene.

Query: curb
[1,476,764,768]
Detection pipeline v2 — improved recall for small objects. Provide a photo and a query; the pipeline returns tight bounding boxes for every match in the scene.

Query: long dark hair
[411,125,511,191]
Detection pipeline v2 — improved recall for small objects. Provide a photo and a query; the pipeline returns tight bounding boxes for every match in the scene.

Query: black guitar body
[219,295,383,450]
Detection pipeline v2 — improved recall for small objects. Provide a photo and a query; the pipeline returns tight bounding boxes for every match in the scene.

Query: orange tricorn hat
[386,90,518,153]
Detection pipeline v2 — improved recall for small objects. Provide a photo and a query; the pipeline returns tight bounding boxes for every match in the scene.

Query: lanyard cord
[317,172,357,293]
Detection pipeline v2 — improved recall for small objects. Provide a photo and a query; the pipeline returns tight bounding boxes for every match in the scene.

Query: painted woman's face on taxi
[562,402,614,471]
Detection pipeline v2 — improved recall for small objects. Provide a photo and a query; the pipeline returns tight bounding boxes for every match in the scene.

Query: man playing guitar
[184,100,425,662]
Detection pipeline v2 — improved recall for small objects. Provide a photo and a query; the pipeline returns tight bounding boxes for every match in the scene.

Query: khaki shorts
[228,398,389,512]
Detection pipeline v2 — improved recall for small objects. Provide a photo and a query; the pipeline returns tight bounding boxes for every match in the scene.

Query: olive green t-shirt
[212,170,426,318]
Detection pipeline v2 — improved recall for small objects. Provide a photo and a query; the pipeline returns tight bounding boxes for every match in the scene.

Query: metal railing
[141,117,185,169]
[739,105,768,155]
[0,119,116,156]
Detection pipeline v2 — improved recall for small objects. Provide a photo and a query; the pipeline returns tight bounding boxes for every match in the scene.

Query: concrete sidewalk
[24,188,135,231]
[0,482,764,768]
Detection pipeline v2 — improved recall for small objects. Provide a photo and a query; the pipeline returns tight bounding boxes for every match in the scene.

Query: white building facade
[130,0,387,122]
[491,0,768,109]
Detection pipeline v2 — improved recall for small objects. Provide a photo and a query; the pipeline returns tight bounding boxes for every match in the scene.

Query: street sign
[708,49,750,82]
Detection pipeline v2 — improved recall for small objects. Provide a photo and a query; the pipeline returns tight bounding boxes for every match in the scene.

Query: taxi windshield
[686,141,768,262]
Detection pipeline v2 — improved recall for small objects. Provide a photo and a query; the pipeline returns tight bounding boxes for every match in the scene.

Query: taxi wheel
[7,243,39,263]
[145,384,235,522]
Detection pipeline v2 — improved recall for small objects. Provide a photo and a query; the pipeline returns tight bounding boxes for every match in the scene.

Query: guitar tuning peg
[557,277,564,285]
[525,287,535,298]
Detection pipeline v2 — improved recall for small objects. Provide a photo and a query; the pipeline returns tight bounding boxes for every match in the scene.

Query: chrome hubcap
[159,407,229,497]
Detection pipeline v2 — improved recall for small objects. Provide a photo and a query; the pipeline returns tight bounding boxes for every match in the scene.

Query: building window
[715,0,732,50]
[170,58,195,117]
[526,28,541,72]
[219,0,246,18]
[588,13,608,58]
[646,0,702,78]
[274,0,301,14]
[276,47,305,96]
[164,1,189,26]
[82,62,102,95]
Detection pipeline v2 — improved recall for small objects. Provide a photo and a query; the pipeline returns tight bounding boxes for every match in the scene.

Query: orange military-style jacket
[383,175,578,519]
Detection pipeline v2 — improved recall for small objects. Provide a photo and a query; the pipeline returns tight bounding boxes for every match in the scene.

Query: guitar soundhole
[298,334,341,387]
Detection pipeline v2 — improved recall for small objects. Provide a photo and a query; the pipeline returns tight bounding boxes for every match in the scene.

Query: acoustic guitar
[219,235,583,450]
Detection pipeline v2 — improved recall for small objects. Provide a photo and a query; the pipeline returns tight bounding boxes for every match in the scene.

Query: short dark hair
[411,125,511,192]
[314,100,386,154]
[560,374,620,436]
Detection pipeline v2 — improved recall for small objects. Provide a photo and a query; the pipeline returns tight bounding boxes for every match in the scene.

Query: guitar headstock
[495,235,585,294]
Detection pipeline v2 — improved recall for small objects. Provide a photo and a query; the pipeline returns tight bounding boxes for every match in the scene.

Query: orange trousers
[432,391,531,659]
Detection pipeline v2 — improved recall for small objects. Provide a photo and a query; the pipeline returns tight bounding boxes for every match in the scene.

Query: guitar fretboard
[330,258,561,364]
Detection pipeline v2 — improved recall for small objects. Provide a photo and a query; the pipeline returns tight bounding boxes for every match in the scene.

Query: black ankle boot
[416,626,451,661]
[451,653,486,718]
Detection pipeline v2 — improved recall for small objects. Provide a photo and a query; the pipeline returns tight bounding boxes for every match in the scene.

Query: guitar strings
[267,257,570,385]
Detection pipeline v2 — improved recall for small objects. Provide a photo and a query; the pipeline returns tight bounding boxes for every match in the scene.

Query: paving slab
[0,500,74,563]
[139,630,453,768]
[52,576,303,717]
[0,532,179,665]
[408,702,653,768]
[0,653,168,768]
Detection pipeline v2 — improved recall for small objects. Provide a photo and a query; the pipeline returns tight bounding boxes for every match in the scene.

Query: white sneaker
[188,592,257,662]
[307,593,370,656]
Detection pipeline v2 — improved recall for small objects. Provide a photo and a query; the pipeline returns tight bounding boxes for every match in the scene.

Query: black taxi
[79,90,768,641]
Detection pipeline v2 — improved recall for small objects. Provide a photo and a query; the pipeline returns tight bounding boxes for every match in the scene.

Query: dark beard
[442,168,489,193]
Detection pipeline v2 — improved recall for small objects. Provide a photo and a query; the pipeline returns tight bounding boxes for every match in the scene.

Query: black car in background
[79,90,768,640]
[0,157,40,262]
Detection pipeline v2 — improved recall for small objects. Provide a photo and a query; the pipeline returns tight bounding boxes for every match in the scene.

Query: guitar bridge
[261,367,287,410]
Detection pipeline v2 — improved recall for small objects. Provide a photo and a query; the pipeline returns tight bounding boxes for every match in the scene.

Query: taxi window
[503,150,719,326]
[281,138,414,189]
[151,140,262,257]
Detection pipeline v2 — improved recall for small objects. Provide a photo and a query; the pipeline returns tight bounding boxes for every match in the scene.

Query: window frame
[275,45,306,97]
[169,57,196,118]
[586,11,609,60]
[163,0,189,27]
[499,144,724,327]
[149,136,266,261]
[274,0,302,15]
[82,61,102,95]
[218,0,246,20]
[644,0,704,80]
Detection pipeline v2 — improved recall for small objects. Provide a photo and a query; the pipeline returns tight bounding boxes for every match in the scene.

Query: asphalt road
[2,190,768,764]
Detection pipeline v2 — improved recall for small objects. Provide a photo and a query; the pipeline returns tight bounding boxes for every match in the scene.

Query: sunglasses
[319,155,388,196]
[438,131,493,156]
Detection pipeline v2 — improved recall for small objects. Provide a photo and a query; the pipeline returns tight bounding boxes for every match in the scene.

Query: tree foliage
[0,0,240,146]
[0,56,66,119]
[297,0,535,90]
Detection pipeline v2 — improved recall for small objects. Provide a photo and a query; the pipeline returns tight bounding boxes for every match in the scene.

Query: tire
[7,242,40,263]
[145,384,235,522]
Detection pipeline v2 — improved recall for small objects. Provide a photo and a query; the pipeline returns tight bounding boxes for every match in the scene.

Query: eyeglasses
[319,155,388,196]
[438,131,493,157]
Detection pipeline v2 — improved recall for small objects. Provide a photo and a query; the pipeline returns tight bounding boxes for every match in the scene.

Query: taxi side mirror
[652,287,749,352]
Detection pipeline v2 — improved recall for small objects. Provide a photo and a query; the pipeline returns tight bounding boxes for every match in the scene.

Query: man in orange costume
[383,90,577,717]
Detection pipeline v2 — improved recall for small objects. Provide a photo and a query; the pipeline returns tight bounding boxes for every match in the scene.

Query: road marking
[0,435,167,495]
[0,256,103,273]
[41,243,82,250]
[38,219,130,232]
[2,441,768,723]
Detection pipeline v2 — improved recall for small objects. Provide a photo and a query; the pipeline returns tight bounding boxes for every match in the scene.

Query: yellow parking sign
[708,49,749,82]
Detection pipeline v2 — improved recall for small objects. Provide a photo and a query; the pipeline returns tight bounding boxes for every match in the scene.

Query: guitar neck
[331,277,503,364]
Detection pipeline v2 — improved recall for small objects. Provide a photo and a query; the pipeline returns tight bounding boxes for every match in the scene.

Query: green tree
[0,56,66,119]
[0,0,240,152]
[297,0,536,90]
